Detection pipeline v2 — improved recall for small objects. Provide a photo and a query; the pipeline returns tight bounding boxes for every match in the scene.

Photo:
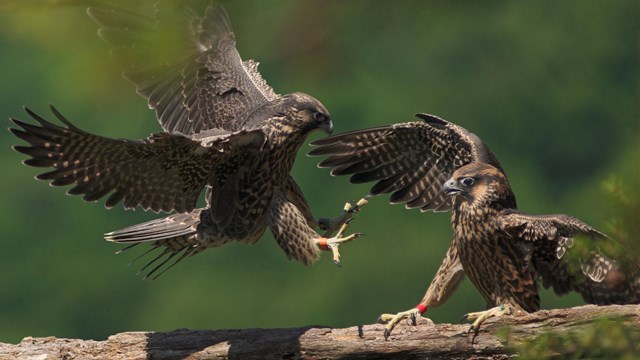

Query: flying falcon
[10,3,365,278]
[309,113,640,340]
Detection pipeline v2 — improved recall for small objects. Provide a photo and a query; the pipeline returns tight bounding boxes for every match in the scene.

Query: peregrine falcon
[309,113,640,340]
[10,3,365,278]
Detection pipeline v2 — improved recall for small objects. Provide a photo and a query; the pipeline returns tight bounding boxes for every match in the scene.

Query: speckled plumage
[11,4,337,277]
[310,114,502,212]
[311,114,640,324]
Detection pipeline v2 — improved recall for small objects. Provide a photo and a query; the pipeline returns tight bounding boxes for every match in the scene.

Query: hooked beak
[442,178,462,196]
[321,119,334,135]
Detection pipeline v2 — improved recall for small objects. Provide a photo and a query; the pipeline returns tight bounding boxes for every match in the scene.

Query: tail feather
[540,252,640,305]
[575,259,640,305]
[106,211,201,243]
[107,209,206,279]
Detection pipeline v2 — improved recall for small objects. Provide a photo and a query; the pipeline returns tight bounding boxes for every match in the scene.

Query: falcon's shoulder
[309,114,502,212]
[88,3,279,135]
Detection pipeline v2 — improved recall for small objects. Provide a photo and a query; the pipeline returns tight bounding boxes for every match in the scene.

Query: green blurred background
[0,0,637,344]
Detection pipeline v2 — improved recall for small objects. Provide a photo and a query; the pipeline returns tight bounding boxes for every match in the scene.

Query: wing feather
[88,4,279,135]
[498,211,640,304]
[11,106,266,213]
[309,114,502,212]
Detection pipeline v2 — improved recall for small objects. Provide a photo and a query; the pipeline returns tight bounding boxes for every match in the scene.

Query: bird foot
[378,306,431,340]
[462,304,513,343]
[319,195,370,237]
[316,220,364,266]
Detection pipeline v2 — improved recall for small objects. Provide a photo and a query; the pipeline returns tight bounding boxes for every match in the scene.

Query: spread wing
[309,113,503,212]
[88,3,279,135]
[498,211,640,304]
[10,106,266,213]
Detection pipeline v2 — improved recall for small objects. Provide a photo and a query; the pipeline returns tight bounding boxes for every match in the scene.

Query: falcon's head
[277,92,333,136]
[442,162,516,209]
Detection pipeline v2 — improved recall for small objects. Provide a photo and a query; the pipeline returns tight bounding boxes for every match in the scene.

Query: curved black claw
[460,304,512,343]
[409,312,418,326]
[468,325,480,344]
[461,315,481,343]
[378,308,425,341]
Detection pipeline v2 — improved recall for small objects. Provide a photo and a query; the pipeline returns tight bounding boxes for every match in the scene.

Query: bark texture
[1,304,638,359]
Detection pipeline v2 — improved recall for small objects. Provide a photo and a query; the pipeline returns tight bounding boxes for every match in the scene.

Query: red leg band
[318,238,330,251]
[416,304,427,314]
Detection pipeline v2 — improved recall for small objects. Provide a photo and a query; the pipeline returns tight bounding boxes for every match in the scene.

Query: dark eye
[313,111,326,122]
[461,177,475,186]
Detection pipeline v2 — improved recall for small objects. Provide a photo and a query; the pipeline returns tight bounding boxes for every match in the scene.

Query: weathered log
[1,304,638,359]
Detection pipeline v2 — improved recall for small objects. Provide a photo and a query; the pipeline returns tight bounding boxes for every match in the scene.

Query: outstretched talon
[378,304,428,340]
[316,215,363,266]
[319,195,370,237]
[462,304,513,343]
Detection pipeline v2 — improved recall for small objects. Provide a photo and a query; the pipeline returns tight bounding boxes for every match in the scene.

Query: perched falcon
[10,3,364,278]
[309,113,640,339]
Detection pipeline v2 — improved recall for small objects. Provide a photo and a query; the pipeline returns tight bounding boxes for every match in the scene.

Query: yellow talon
[378,307,429,340]
[316,195,369,266]
[463,304,513,343]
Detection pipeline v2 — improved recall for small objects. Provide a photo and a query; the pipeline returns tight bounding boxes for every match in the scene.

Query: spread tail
[106,209,205,279]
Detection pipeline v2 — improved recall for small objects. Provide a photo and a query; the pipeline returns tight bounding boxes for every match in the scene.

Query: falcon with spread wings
[11,3,365,278]
[309,113,640,339]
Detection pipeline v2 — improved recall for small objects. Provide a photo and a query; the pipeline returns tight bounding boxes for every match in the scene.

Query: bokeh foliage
[0,0,637,344]
[506,317,640,359]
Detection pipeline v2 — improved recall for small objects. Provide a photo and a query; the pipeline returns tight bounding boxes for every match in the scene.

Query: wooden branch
[1,304,638,359]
